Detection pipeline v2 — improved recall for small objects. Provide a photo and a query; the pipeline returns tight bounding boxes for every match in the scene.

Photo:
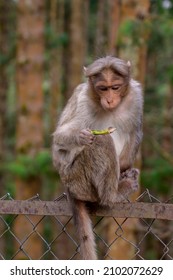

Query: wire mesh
[0,191,173,260]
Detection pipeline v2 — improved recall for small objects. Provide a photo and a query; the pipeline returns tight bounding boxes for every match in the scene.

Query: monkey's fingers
[79,129,94,145]
[91,127,116,135]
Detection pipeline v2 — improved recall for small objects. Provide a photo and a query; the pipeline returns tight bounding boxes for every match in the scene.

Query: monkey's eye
[111,85,121,91]
[98,86,108,91]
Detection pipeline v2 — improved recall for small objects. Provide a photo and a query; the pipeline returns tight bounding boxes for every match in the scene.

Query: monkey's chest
[91,118,128,156]
[111,132,128,156]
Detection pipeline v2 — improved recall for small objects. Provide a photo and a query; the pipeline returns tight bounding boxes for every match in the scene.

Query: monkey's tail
[72,199,97,260]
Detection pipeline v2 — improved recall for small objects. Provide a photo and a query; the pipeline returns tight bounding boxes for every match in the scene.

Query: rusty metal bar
[96,202,173,220]
[0,200,173,220]
[0,198,71,216]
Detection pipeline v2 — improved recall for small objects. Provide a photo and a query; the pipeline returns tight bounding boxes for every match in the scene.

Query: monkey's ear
[83,66,87,76]
[127,60,131,68]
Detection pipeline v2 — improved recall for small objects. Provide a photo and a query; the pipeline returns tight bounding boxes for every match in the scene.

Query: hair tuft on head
[85,56,130,78]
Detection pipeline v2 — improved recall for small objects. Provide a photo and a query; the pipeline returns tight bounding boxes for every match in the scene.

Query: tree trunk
[49,0,64,133]
[0,0,9,188]
[162,83,173,153]
[66,0,86,98]
[94,0,105,56]
[0,0,10,259]
[108,0,121,55]
[14,0,45,259]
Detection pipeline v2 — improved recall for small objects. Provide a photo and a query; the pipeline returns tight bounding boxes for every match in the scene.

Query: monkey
[52,56,143,260]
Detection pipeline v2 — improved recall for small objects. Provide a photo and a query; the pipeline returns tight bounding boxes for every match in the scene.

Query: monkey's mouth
[103,103,117,111]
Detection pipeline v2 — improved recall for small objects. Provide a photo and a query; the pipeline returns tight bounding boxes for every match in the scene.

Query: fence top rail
[0,199,173,220]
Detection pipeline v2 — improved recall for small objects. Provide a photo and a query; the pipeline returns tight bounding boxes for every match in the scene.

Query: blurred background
[0,0,173,259]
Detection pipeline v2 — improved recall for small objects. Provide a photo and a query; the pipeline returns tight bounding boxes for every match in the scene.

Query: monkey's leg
[62,148,98,203]
[64,134,119,206]
[83,134,120,206]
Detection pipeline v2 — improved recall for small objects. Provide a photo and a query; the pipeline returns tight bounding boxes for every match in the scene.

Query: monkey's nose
[107,99,113,105]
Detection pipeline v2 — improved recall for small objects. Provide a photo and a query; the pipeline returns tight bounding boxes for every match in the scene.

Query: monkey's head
[84,56,131,111]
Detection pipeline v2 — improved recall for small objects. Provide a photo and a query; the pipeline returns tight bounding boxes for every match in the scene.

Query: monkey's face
[91,69,128,111]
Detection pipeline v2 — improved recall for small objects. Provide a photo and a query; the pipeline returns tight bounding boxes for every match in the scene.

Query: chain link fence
[0,190,173,260]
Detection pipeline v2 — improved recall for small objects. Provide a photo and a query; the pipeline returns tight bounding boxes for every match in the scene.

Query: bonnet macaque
[52,56,143,260]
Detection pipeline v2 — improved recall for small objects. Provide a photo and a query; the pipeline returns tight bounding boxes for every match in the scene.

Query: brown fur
[52,56,143,259]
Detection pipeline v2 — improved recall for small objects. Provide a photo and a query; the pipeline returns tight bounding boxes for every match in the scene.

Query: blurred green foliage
[141,158,173,194]
[45,25,69,50]
[119,19,151,47]
[2,151,56,180]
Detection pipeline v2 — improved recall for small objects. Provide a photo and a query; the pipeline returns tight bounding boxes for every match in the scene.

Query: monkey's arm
[52,84,95,169]
[53,123,80,148]
[53,82,93,146]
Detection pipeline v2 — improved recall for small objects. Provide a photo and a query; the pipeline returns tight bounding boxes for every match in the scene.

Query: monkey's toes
[130,168,139,180]
[121,168,139,180]
[131,180,139,191]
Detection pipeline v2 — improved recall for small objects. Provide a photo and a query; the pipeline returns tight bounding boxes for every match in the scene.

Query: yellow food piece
[91,127,116,135]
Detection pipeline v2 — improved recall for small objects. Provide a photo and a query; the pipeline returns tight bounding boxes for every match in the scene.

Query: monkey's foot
[120,168,139,181]
[115,168,140,202]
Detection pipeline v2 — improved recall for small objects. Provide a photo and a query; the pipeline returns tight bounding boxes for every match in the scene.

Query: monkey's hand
[78,128,95,145]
